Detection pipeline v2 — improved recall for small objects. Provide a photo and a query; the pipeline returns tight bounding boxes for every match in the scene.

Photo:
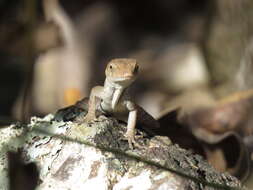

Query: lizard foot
[75,113,98,124]
[123,130,143,149]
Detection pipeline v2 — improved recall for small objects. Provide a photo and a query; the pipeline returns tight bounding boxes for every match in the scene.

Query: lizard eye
[109,65,113,69]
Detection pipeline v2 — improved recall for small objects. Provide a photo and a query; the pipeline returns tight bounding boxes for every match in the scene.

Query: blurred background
[0,0,211,121]
[1,0,253,187]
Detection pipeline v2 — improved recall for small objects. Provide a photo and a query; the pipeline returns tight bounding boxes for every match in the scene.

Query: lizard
[77,58,160,148]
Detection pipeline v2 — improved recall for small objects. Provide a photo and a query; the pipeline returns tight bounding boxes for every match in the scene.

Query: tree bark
[0,112,242,190]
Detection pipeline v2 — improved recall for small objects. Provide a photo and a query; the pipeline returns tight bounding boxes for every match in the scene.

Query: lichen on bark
[0,113,242,190]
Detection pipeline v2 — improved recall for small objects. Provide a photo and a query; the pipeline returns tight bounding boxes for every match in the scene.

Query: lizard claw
[75,115,85,124]
[84,114,98,122]
[75,113,97,124]
[124,130,143,149]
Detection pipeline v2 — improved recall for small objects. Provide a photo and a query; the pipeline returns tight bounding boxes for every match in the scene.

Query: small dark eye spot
[109,65,113,69]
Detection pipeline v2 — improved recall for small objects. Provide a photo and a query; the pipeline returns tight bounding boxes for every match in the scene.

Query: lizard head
[105,58,139,85]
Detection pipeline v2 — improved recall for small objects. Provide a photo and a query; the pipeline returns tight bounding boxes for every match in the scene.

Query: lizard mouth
[108,76,136,82]
[107,76,137,85]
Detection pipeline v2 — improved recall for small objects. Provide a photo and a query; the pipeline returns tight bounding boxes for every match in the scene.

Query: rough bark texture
[0,113,242,190]
[203,0,253,85]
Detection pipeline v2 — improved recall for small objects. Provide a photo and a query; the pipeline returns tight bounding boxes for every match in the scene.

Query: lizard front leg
[125,101,139,149]
[77,86,103,123]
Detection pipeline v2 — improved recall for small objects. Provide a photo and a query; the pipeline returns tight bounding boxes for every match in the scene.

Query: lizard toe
[75,115,86,124]
[122,131,143,149]
[75,113,97,124]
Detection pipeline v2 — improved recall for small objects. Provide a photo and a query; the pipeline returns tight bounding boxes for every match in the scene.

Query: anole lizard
[77,58,159,148]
